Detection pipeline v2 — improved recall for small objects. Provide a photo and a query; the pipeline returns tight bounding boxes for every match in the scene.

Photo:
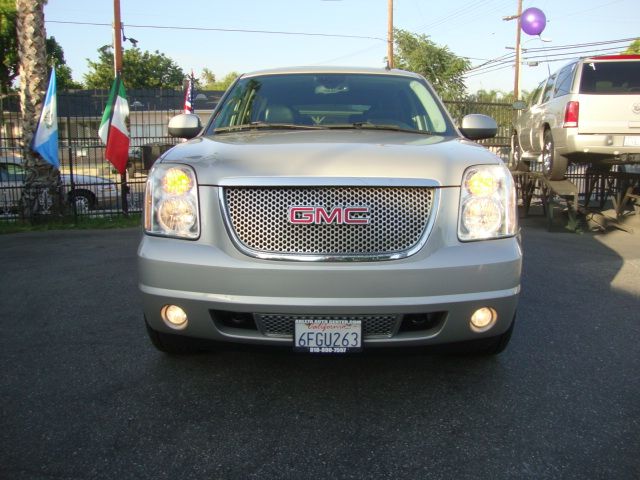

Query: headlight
[458,164,517,241]
[144,164,199,239]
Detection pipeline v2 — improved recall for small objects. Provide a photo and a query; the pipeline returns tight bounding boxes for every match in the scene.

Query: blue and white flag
[32,69,59,168]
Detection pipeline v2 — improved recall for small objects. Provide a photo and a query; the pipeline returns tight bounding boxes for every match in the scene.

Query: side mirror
[512,101,527,111]
[459,114,497,140]
[168,114,202,139]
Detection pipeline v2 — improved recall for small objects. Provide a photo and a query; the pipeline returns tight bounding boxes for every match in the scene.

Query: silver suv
[513,55,640,180]
[138,67,521,355]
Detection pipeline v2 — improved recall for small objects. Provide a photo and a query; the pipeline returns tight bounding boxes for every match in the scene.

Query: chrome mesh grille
[255,314,399,338]
[223,186,434,257]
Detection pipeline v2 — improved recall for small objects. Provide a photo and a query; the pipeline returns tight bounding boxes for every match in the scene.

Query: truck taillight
[564,101,579,128]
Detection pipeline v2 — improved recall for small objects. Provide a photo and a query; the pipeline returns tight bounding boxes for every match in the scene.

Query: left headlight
[144,164,199,239]
[458,164,517,241]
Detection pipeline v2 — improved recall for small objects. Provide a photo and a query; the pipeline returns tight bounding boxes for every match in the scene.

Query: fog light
[470,307,497,332]
[161,305,188,330]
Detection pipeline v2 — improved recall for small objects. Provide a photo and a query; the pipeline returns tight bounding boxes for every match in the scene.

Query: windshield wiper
[214,122,323,133]
[326,122,433,135]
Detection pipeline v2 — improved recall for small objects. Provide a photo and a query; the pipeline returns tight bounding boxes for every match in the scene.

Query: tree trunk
[16,0,62,219]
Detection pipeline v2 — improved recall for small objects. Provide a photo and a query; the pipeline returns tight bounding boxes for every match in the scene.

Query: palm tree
[16,0,61,219]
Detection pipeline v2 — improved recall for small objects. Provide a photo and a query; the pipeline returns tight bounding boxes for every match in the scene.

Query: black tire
[542,129,568,180]
[144,318,202,355]
[448,315,516,355]
[69,190,95,213]
[510,132,529,172]
[510,132,520,165]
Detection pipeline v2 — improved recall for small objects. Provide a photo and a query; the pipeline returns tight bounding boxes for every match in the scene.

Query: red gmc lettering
[288,206,370,225]
[344,207,369,224]
[315,207,343,224]
[288,206,315,224]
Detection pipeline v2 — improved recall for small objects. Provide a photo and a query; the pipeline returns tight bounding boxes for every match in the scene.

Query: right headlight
[144,164,199,239]
[458,164,517,241]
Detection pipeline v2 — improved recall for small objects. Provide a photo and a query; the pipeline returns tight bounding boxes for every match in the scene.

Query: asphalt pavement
[1,212,639,480]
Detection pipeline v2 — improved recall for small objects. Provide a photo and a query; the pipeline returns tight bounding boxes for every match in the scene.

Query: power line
[416,0,503,32]
[45,20,385,42]
[466,36,636,74]
[522,36,637,53]
[522,46,627,61]
[464,45,629,78]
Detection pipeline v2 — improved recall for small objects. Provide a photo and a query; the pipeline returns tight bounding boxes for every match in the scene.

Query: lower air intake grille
[255,314,400,338]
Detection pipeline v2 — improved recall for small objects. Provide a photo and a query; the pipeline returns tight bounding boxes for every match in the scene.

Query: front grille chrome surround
[220,184,439,262]
[255,314,401,339]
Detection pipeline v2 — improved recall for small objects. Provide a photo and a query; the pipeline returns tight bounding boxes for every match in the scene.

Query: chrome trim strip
[218,177,440,188]
[219,185,440,262]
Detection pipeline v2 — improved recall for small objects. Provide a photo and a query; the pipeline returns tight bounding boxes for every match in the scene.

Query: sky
[44,0,639,96]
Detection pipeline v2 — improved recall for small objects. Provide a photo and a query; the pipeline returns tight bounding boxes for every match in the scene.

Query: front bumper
[138,234,522,349]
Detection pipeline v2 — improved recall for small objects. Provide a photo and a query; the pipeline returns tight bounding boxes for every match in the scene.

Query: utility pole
[503,0,523,100]
[513,0,522,100]
[387,0,394,68]
[113,0,123,76]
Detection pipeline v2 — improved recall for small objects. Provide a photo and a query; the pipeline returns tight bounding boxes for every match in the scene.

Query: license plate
[294,319,362,353]
[623,136,640,147]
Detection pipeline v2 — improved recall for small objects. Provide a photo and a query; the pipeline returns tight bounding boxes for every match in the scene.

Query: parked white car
[0,152,119,214]
[513,55,640,180]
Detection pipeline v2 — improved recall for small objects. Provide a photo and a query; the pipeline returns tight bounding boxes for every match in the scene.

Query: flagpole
[113,75,129,216]
[113,0,123,77]
[112,0,128,215]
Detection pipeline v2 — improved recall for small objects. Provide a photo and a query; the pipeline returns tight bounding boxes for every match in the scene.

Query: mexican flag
[99,76,130,175]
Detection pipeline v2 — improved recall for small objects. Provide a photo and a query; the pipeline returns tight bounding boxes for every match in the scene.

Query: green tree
[84,46,185,89]
[200,69,239,91]
[1,4,80,93]
[0,0,19,93]
[393,29,470,100]
[623,38,640,54]
[466,89,529,104]
[214,71,239,91]
[46,36,82,89]
[200,67,216,89]
[17,0,63,218]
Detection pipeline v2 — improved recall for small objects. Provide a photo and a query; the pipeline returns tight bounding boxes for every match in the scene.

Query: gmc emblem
[288,206,370,225]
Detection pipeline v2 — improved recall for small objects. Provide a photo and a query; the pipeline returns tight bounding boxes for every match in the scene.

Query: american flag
[183,73,195,114]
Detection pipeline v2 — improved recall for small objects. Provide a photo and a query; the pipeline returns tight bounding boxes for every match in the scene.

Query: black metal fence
[1,89,223,221]
[1,92,516,222]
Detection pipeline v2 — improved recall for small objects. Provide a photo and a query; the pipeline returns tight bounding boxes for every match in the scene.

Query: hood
[159,130,501,187]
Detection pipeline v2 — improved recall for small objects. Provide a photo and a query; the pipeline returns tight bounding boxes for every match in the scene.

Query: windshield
[206,73,454,135]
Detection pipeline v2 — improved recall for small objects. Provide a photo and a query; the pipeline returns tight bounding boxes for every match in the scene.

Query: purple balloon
[521,7,546,36]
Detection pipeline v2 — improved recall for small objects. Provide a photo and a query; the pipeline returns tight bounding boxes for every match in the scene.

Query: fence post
[65,115,77,221]
[121,171,128,216]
